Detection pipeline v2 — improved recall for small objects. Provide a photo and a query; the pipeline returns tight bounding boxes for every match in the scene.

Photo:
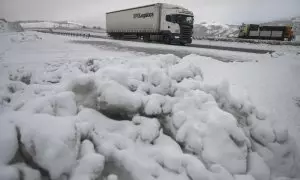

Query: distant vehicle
[238,24,294,41]
[106,3,194,45]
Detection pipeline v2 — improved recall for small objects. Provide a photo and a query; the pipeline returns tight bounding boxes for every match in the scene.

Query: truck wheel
[163,35,171,44]
[180,42,186,46]
[143,35,150,42]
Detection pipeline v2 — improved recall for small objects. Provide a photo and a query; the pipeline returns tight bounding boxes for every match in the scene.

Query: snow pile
[0,52,300,180]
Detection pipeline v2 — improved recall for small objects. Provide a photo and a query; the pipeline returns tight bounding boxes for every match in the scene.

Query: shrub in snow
[1,112,81,179]
[201,81,260,127]
[6,81,26,94]
[273,124,289,144]
[142,94,172,116]
[19,91,77,116]
[248,152,271,180]
[97,81,142,119]
[132,116,161,144]
[96,65,130,87]
[70,140,105,180]
[168,61,203,83]
[173,78,202,97]
[9,69,32,85]
[0,120,18,164]
[250,120,276,146]
[67,74,98,109]
[147,69,173,96]
[167,90,250,174]
[264,140,300,178]
[13,163,41,180]
[10,32,41,43]
[0,92,11,105]
[67,74,143,119]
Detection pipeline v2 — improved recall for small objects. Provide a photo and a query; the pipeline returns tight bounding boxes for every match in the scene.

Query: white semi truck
[106,3,194,45]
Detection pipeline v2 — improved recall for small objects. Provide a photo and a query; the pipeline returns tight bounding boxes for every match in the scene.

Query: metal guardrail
[34,28,110,39]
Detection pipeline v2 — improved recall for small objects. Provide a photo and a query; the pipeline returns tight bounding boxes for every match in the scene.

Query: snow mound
[0,54,299,180]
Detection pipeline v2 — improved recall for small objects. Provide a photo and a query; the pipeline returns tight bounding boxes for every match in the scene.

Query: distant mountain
[193,21,239,38]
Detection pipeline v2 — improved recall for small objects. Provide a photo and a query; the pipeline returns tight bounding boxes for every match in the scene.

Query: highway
[35,28,275,55]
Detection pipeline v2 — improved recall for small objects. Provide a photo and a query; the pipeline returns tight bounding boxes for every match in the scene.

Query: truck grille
[180,25,193,40]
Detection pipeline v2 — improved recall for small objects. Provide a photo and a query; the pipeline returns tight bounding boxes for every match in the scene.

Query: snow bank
[1,112,81,179]
[0,32,299,180]
[0,120,18,164]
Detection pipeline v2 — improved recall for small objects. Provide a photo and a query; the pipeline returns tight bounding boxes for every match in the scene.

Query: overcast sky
[1,0,300,27]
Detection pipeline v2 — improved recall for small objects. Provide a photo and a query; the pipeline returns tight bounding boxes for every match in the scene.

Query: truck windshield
[167,14,194,25]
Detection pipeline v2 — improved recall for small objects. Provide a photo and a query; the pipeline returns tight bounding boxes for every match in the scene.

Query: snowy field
[0,31,300,180]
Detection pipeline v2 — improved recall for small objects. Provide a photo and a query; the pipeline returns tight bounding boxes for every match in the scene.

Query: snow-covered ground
[71,36,300,62]
[0,30,300,180]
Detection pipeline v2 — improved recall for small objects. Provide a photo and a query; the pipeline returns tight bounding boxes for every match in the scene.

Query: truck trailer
[106,3,194,45]
[238,24,294,41]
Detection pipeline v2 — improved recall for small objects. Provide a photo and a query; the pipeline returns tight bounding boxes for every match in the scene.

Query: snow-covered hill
[0,19,24,33]
[20,21,85,29]
[193,21,239,38]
